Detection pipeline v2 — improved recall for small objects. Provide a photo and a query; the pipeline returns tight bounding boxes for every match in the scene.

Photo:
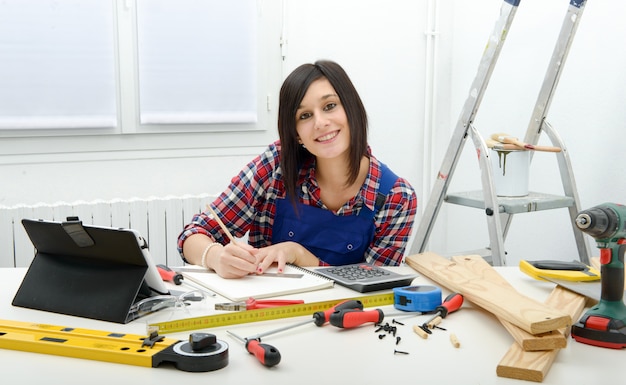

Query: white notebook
[179,264,334,302]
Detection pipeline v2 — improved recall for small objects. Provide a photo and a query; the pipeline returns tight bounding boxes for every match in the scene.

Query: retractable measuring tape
[148,292,396,334]
[392,285,442,312]
[0,319,229,372]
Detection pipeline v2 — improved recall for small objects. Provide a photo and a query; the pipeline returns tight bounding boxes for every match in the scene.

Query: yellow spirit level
[0,319,228,372]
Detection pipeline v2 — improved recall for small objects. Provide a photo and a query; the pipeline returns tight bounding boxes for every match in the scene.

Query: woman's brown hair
[277,60,369,203]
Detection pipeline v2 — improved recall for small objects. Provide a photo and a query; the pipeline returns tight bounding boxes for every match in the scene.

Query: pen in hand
[205,204,259,274]
[206,204,237,243]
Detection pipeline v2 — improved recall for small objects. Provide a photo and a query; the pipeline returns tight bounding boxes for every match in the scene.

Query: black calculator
[314,263,417,293]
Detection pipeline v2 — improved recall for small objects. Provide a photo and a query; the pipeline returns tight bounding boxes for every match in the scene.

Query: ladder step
[445,191,575,214]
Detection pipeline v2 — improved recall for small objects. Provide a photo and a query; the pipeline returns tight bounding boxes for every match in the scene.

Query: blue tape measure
[392,285,442,312]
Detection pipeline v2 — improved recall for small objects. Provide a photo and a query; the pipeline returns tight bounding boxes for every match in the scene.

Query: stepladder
[409,0,591,266]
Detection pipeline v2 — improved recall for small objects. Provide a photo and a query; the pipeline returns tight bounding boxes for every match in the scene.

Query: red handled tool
[329,308,385,328]
[310,299,364,326]
[421,292,464,330]
[226,331,281,367]
[221,300,364,366]
[156,264,216,297]
[157,264,183,285]
[238,300,364,341]
[215,298,304,311]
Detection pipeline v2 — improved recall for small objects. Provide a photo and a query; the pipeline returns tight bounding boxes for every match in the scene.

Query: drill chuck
[575,206,620,240]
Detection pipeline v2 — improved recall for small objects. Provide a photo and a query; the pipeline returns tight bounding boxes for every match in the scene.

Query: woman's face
[295,78,350,161]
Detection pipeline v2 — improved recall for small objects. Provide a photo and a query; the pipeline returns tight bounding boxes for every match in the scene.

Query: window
[136,0,257,126]
[0,0,117,131]
[0,0,277,138]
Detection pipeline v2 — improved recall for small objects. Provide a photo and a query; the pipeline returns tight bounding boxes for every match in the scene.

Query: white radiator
[0,194,213,268]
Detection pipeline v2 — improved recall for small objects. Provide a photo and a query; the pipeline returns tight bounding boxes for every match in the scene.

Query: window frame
[0,0,283,157]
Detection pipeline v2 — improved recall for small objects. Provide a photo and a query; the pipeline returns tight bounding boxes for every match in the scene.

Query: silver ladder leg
[541,121,591,264]
[468,124,507,265]
[524,0,588,147]
[409,0,521,260]
[522,0,591,264]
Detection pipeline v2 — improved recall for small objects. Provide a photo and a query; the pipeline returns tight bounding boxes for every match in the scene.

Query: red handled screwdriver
[422,292,464,328]
[241,299,365,341]
[312,299,364,326]
[227,331,281,367]
[157,264,183,285]
[329,308,385,328]
[156,264,216,297]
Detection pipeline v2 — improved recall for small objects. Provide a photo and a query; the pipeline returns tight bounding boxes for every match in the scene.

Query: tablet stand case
[13,218,159,324]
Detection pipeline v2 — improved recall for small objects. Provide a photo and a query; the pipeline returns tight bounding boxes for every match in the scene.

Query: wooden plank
[405,252,570,334]
[496,286,586,382]
[497,345,558,383]
[451,255,567,351]
[499,312,566,351]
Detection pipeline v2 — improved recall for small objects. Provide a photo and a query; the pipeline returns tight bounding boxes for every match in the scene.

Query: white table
[0,266,623,384]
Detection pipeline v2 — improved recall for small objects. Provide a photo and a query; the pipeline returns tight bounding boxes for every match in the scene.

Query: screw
[392,319,405,326]
[378,334,386,339]
[394,349,409,355]
[395,336,401,345]
[420,324,433,334]
[432,325,447,331]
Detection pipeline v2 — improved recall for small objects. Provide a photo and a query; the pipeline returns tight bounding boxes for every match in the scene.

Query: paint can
[490,149,530,197]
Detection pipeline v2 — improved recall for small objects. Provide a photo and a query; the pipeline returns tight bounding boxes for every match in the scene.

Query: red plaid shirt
[178,140,417,266]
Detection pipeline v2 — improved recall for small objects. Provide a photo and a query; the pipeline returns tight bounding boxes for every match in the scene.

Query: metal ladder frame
[409,0,591,266]
[522,0,591,264]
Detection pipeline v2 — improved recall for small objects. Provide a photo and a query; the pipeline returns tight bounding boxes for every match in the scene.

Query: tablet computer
[13,217,170,323]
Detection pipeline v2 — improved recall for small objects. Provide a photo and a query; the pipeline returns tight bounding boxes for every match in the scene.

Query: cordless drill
[571,202,626,348]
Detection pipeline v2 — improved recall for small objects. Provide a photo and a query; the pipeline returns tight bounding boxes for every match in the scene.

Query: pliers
[215,297,304,311]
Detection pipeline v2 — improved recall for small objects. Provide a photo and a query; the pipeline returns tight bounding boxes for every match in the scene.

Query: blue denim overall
[271,163,398,265]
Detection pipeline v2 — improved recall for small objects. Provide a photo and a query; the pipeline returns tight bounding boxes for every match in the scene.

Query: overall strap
[374,162,398,214]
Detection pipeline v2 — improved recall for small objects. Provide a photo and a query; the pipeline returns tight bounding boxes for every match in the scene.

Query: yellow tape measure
[149,292,396,334]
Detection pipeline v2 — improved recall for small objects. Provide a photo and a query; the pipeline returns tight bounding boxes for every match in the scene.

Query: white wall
[1,0,624,265]
[437,0,626,265]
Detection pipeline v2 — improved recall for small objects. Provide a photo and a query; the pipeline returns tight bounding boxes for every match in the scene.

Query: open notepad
[180,265,334,302]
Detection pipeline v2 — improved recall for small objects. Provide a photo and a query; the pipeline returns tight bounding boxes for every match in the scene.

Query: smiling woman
[291,74,367,211]
[177,60,418,279]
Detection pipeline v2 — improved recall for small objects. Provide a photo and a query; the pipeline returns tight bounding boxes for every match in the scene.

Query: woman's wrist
[293,243,319,266]
[200,242,221,269]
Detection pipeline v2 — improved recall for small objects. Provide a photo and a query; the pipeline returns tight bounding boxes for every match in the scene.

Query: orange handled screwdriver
[227,331,281,367]
[422,292,464,327]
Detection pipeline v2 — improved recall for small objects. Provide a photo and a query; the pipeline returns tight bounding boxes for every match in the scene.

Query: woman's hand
[254,241,319,274]
[209,242,260,279]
